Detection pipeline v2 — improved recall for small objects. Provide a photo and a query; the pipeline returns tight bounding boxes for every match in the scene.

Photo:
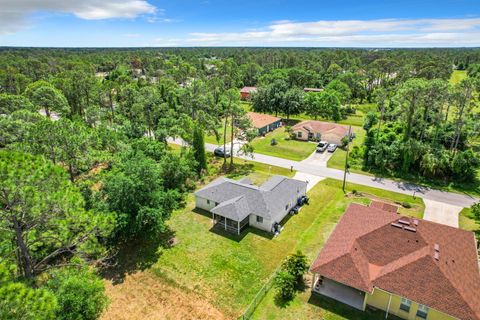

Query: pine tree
[192,125,207,174]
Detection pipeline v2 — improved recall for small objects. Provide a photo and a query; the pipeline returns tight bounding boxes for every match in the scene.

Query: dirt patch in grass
[102,270,227,320]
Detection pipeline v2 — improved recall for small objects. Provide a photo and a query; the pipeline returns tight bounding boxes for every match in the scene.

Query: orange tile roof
[311,203,480,320]
[246,112,281,129]
[292,120,348,137]
[370,200,399,213]
[240,86,257,93]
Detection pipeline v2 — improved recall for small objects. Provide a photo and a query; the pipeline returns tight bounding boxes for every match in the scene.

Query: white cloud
[0,0,157,34]
[184,18,480,47]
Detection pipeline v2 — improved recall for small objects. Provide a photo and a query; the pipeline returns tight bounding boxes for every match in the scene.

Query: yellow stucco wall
[365,288,456,320]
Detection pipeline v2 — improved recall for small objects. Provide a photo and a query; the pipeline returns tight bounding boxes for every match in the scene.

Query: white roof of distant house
[304,87,323,92]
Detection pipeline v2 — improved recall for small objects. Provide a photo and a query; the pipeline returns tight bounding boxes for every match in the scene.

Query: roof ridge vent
[398,218,410,225]
[391,222,403,228]
[404,226,417,232]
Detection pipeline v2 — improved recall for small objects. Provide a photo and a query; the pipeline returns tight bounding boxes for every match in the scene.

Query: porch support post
[224,217,227,230]
[237,220,240,235]
[385,293,392,319]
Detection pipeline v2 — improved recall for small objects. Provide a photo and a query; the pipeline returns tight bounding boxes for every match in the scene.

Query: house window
[316,133,321,138]
[285,204,289,211]
[400,298,411,313]
[416,304,429,319]
[256,216,263,223]
[206,199,210,205]
[297,131,302,138]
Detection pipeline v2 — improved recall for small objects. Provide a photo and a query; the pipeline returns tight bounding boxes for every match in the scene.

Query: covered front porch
[212,213,249,235]
[312,275,366,311]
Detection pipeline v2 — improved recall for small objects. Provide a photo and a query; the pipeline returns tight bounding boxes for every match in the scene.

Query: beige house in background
[291,120,350,144]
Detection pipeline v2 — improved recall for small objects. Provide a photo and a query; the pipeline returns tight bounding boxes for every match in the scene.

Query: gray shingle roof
[211,195,250,221]
[195,175,307,221]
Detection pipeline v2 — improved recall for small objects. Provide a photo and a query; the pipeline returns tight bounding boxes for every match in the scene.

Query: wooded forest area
[1,47,480,319]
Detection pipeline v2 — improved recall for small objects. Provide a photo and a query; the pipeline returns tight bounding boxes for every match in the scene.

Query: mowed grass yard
[285,103,376,128]
[103,155,425,320]
[449,70,468,85]
[205,123,232,145]
[251,127,317,161]
[327,125,366,174]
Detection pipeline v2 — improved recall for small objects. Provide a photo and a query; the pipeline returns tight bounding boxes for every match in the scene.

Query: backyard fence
[238,266,281,320]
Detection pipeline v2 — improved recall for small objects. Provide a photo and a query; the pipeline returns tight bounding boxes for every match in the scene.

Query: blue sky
[0,0,479,47]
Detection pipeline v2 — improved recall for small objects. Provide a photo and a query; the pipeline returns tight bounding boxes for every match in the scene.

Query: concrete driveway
[423,199,462,228]
[301,150,334,167]
[293,172,325,192]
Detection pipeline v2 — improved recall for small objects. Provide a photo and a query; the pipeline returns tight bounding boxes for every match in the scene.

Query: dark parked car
[316,141,328,152]
[214,146,231,157]
[327,143,338,153]
[290,206,299,215]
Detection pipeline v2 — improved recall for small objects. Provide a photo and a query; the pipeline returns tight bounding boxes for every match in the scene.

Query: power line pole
[342,125,352,193]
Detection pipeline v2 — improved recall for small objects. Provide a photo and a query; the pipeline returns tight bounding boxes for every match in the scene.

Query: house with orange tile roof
[310,203,480,320]
[246,112,282,136]
[291,120,350,144]
[240,86,257,100]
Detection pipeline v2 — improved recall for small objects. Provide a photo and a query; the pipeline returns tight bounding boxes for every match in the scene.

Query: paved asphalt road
[169,138,479,208]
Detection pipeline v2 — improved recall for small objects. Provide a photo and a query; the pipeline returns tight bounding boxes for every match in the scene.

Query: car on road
[327,143,338,153]
[316,141,328,152]
[214,146,231,157]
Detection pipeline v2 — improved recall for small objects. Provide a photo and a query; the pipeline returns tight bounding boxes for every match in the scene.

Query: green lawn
[142,164,424,319]
[327,126,366,174]
[280,103,375,128]
[459,207,479,238]
[449,70,468,85]
[251,127,317,161]
[251,179,423,319]
[205,124,232,145]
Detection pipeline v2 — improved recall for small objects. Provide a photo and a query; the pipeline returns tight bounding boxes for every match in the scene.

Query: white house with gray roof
[194,175,307,234]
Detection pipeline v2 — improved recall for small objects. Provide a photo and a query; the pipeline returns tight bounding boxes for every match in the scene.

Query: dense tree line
[361,78,480,182]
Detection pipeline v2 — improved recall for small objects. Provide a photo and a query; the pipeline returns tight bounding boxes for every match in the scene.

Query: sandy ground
[102,271,227,320]
[293,172,325,192]
[423,199,462,227]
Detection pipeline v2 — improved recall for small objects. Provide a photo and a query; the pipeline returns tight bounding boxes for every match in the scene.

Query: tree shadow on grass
[100,227,176,285]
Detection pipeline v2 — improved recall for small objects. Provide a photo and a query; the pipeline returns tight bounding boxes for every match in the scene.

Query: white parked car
[327,144,338,153]
[316,141,328,152]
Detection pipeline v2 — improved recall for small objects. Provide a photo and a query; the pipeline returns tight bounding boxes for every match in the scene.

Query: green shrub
[282,251,308,283]
[45,266,108,320]
[402,202,412,208]
[274,270,296,300]
[0,263,58,320]
[274,251,308,302]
